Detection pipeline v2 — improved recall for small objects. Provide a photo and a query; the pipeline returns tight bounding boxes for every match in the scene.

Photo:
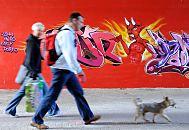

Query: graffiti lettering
[76,26,122,67]
[145,30,189,76]
[18,18,189,79]
[0,32,18,53]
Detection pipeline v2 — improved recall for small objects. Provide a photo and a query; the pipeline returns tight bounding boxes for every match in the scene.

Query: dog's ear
[164,96,169,101]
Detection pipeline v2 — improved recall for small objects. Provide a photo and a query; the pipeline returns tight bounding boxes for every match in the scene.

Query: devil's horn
[124,17,130,26]
[131,17,136,25]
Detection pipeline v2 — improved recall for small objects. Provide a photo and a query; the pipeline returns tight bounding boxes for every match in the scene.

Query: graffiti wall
[0,0,189,89]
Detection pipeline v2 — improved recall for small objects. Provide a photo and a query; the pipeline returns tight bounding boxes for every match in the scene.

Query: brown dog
[134,97,176,123]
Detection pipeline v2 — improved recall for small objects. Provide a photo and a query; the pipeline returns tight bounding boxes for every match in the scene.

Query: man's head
[69,12,84,31]
[32,22,45,37]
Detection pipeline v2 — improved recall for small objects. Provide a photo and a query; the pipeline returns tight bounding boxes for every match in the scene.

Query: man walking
[5,22,60,117]
[31,12,101,129]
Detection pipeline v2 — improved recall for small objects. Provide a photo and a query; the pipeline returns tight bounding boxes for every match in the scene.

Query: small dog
[133,97,176,123]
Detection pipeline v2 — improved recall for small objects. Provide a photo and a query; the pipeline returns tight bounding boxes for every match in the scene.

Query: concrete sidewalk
[0,88,189,130]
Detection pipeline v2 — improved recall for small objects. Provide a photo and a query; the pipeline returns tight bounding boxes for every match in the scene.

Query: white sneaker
[46,111,64,118]
[4,111,19,118]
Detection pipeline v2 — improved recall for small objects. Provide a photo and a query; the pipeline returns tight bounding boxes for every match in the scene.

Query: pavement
[0,88,189,130]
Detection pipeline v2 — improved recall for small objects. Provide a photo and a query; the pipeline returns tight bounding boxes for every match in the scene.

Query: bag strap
[45,25,70,34]
[59,28,71,33]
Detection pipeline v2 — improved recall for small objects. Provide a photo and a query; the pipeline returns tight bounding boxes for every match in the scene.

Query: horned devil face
[125,17,144,40]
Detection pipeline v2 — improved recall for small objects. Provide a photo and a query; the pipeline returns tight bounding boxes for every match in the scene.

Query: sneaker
[84,115,101,125]
[46,111,64,117]
[4,111,19,118]
[30,122,49,129]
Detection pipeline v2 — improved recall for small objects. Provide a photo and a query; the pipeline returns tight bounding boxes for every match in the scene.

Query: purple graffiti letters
[0,32,18,53]
[146,30,189,75]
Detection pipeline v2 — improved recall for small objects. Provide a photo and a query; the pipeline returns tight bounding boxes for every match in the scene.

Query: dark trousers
[32,69,94,124]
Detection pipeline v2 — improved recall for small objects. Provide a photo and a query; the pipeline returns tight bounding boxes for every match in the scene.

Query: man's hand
[30,71,38,80]
[77,70,86,82]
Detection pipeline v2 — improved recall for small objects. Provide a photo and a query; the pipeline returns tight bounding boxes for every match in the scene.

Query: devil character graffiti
[145,30,189,76]
[111,18,153,63]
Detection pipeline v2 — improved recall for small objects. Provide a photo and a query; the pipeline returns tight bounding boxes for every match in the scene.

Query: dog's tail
[133,98,142,106]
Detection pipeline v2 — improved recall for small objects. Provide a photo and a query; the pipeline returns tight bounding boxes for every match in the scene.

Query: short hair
[32,22,45,31]
[69,12,83,22]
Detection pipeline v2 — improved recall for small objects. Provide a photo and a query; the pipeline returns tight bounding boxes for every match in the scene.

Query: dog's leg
[134,111,141,123]
[134,114,138,122]
[161,113,171,123]
[152,114,157,123]
[142,113,150,122]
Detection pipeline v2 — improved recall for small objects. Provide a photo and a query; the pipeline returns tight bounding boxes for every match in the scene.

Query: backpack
[43,28,70,66]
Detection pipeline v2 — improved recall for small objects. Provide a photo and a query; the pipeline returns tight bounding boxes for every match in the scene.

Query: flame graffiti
[15,41,27,51]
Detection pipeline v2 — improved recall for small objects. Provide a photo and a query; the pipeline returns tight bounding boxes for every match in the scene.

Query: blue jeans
[32,69,94,124]
[5,74,60,116]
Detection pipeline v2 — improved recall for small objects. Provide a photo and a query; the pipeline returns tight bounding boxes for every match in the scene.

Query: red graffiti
[76,26,122,67]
